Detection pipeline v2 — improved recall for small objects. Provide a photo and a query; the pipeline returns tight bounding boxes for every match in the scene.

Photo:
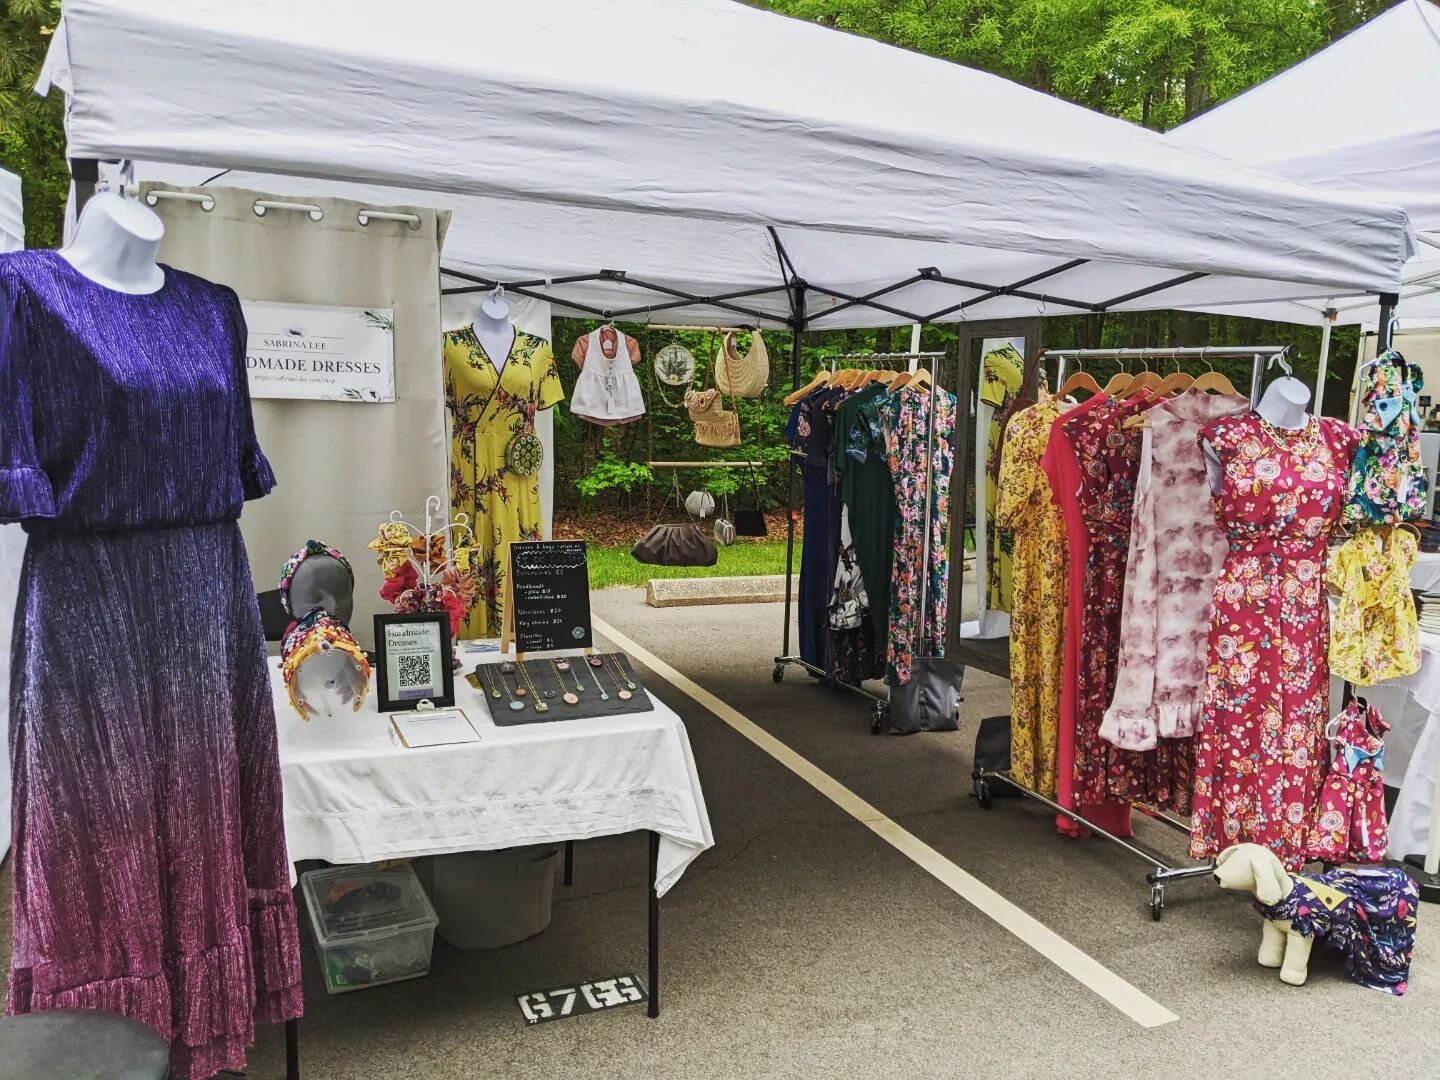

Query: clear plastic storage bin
[301,863,439,994]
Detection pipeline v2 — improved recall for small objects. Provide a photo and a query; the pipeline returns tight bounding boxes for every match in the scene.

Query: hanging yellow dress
[1329,526,1421,686]
[996,398,1068,797]
[981,343,1025,612]
[443,326,564,637]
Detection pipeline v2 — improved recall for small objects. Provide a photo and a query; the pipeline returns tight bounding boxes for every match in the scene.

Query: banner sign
[242,300,395,402]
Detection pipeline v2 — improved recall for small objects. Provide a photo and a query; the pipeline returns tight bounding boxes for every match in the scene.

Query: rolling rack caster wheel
[772,663,785,684]
[870,702,886,735]
[1149,884,1165,922]
[972,774,993,810]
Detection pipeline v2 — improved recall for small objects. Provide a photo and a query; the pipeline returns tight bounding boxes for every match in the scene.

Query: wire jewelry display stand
[771,350,949,735]
[969,344,1284,921]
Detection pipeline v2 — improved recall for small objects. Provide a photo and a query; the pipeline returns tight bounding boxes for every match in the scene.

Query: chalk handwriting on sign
[509,541,591,653]
[241,299,395,403]
[517,975,646,1025]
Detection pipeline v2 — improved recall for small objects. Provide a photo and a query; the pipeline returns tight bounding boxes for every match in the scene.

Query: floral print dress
[981,344,1024,612]
[996,399,1069,797]
[443,327,564,637]
[1345,352,1427,525]
[1329,526,1421,686]
[1189,412,1358,870]
[878,383,956,685]
[1065,394,1193,813]
[1309,699,1390,864]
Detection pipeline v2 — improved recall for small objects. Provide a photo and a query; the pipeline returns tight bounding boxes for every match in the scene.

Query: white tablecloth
[272,659,714,897]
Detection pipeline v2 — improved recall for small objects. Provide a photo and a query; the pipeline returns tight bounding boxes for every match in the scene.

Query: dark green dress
[832,384,897,645]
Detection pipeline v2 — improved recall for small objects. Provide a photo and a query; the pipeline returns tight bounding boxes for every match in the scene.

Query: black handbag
[632,523,718,567]
[734,465,768,537]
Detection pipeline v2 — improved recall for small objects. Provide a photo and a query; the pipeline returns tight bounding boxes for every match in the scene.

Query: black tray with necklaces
[469,653,654,725]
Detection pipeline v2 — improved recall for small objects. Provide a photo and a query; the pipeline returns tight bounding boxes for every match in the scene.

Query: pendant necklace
[477,665,502,700]
[588,660,610,702]
[551,659,581,705]
[586,652,605,668]
[516,661,549,713]
[496,662,525,711]
[499,660,527,697]
[556,657,585,695]
[602,655,632,701]
[607,654,637,692]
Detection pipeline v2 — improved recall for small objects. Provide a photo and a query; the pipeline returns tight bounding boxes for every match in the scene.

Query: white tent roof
[0,168,22,253]
[43,0,1414,328]
[1170,0,1440,327]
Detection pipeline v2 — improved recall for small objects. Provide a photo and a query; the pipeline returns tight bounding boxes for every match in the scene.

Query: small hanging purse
[686,354,741,448]
[734,463,768,537]
[505,423,544,476]
[714,330,768,398]
[713,492,737,547]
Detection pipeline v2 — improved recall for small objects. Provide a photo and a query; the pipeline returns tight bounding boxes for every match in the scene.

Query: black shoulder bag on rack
[734,463,768,538]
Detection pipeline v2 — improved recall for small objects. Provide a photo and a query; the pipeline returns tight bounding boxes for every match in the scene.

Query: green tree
[0,0,65,248]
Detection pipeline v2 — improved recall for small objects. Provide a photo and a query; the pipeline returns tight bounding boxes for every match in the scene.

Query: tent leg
[780,284,805,660]
[71,158,101,213]
[1312,307,1335,416]
[1377,294,1399,350]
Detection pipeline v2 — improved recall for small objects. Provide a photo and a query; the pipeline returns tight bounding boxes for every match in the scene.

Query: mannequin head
[61,192,166,294]
[74,191,165,245]
[278,540,356,624]
[476,287,511,327]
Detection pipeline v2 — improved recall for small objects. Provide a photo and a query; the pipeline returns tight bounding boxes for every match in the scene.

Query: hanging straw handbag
[714,330,768,398]
[685,356,741,448]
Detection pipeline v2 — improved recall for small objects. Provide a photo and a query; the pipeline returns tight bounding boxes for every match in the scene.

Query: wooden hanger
[908,368,933,391]
[783,369,831,406]
[1127,365,1164,395]
[1157,366,1194,396]
[1057,365,1102,399]
[1188,358,1237,396]
[1103,363,1133,396]
[888,368,914,393]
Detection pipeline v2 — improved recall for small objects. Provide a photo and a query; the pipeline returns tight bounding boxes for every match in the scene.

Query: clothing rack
[772,350,950,734]
[971,343,1280,921]
[1045,345,1289,408]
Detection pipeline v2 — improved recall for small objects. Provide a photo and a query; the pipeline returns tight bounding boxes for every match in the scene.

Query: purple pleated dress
[0,250,302,1079]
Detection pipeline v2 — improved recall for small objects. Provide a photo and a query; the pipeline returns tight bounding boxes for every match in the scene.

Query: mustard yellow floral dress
[443,327,564,637]
[1329,526,1421,686]
[996,399,1068,797]
[982,344,1025,612]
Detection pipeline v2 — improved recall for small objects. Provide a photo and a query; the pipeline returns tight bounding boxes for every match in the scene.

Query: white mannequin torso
[60,192,166,294]
[473,294,517,374]
[1203,376,1313,493]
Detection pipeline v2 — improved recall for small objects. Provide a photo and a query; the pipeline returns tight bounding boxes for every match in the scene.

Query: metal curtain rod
[647,460,764,469]
[648,323,753,333]
[826,351,946,361]
[1044,346,1288,360]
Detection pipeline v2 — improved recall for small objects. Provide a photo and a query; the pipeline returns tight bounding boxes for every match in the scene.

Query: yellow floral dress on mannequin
[443,325,564,637]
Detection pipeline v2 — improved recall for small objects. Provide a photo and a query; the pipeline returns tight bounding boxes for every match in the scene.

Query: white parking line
[594,615,1180,1030]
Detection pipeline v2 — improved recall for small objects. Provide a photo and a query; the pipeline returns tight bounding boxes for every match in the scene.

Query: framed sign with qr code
[374,613,455,712]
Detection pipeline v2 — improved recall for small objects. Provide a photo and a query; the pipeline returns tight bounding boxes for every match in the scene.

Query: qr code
[397,653,432,690]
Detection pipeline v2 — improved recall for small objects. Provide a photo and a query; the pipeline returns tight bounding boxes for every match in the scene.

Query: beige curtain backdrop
[143,183,450,648]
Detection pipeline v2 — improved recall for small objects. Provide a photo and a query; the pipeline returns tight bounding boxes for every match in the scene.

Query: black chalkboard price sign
[502,540,592,655]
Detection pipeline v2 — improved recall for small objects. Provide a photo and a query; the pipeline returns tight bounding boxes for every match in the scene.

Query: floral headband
[278,539,354,616]
[280,609,372,718]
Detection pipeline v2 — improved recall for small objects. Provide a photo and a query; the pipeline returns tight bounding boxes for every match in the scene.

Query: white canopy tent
[41,0,1414,335]
[1171,0,1440,330]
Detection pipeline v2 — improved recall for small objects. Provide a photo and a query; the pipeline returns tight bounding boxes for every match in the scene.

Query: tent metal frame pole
[1313,308,1337,417]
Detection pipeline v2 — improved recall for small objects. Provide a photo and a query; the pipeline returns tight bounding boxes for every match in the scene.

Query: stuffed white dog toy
[1213,842,1420,994]
[1213,843,1312,985]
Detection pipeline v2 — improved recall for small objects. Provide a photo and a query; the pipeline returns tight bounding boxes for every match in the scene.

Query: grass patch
[588,539,792,589]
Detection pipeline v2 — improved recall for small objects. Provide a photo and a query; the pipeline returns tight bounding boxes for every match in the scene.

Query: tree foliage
[763,0,1390,129]
[0,0,65,248]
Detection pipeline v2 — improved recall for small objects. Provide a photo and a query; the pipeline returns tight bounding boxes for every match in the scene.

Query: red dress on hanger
[1041,394,1131,839]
